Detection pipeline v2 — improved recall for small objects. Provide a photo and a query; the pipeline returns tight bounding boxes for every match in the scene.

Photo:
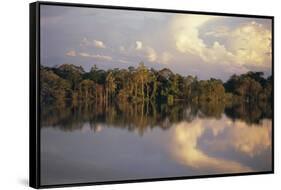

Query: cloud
[135,41,143,50]
[227,21,271,67]
[160,52,173,64]
[78,52,112,61]
[118,59,130,64]
[172,15,272,70]
[146,47,157,62]
[91,54,112,61]
[144,48,174,64]
[134,40,159,63]
[172,15,216,55]
[171,121,252,173]
[65,50,77,57]
[80,38,106,48]
[79,52,91,57]
[222,119,272,157]
[119,41,171,64]
[204,26,230,37]
[93,40,106,49]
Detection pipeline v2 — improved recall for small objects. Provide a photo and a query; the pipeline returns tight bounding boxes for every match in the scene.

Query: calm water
[40,102,272,185]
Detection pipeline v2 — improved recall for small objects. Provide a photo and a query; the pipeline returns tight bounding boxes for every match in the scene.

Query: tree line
[40,63,272,106]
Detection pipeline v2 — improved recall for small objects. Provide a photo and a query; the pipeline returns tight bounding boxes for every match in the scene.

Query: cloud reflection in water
[170,116,271,173]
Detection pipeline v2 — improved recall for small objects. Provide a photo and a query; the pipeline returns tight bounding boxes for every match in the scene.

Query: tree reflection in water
[41,100,272,135]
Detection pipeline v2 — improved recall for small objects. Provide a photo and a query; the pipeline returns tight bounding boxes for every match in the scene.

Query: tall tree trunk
[141,77,144,102]
[146,84,149,100]
[134,83,137,99]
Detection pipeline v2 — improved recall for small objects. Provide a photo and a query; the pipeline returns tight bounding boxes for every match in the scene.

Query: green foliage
[40,63,272,106]
[224,72,272,103]
[40,68,71,104]
[52,64,84,90]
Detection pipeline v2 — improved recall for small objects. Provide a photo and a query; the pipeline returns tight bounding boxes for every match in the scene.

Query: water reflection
[171,117,271,173]
[41,101,272,134]
[41,101,272,185]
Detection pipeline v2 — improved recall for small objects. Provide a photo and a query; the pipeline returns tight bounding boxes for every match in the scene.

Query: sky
[40,5,272,81]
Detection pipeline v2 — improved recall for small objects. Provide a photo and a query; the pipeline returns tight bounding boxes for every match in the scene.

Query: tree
[78,79,95,100]
[41,64,272,107]
[40,68,71,104]
[105,72,116,103]
[54,64,84,91]
[224,72,266,103]
[183,75,195,100]
[135,62,150,102]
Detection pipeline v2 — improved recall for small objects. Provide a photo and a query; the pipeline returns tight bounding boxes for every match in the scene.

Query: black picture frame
[30,1,274,189]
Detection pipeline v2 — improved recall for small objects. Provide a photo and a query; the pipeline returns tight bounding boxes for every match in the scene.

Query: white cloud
[171,120,252,172]
[79,52,91,57]
[80,38,106,49]
[135,41,143,50]
[146,47,157,62]
[172,15,272,69]
[227,21,271,67]
[172,15,216,56]
[94,40,106,49]
[135,41,158,63]
[65,50,77,57]
[171,116,271,172]
[78,52,112,61]
[144,48,174,64]
[91,54,112,61]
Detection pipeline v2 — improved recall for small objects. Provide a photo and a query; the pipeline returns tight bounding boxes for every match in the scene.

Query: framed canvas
[29,1,274,188]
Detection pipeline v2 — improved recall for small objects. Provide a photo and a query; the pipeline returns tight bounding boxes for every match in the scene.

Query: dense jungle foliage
[40,63,272,106]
